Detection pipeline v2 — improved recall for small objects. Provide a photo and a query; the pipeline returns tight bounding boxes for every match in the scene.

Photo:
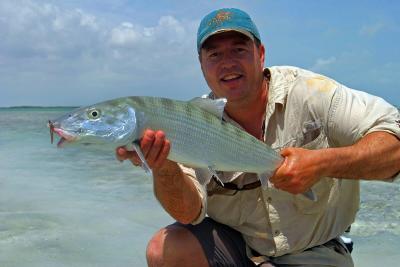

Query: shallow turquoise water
[0,107,399,266]
[0,108,173,266]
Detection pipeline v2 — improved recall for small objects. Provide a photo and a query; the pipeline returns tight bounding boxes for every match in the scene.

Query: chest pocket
[300,119,325,148]
[297,120,332,214]
[277,119,332,214]
[275,119,326,150]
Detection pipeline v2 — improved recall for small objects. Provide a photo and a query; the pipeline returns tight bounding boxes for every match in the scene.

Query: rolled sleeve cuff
[364,127,400,140]
[178,164,208,225]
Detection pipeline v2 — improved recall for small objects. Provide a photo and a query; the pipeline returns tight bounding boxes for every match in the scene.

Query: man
[117,8,400,267]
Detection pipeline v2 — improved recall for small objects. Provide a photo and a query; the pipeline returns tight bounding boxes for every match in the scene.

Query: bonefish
[48,96,315,200]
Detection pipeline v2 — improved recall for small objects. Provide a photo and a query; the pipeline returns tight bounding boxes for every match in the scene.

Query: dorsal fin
[189,97,227,120]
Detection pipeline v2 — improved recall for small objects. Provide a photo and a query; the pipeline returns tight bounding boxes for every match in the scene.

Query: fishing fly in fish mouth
[48,119,77,147]
[48,101,139,149]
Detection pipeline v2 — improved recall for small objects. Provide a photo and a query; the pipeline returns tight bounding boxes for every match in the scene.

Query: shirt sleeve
[326,84,400,147]
[178,164,208,225]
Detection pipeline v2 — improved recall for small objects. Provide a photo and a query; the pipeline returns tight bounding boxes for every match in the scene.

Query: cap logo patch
[208,11,232,28]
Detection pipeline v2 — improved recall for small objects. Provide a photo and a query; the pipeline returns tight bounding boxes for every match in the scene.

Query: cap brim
[199,29,255,51]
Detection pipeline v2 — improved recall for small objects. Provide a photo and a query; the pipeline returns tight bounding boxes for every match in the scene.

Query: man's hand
[270,147,326,194]
[116,128,202,224]
[116,129,171,169]
[271,132,400,195]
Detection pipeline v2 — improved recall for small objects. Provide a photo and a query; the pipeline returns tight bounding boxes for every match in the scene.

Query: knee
[146,228,165,266]
[146,225,208,267]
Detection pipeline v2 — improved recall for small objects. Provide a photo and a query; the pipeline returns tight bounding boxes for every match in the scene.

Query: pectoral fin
[302,190,317,201]
[132,142,151,174]
[195,166,224,186]
[258,172,273,188]
[208,166,224,186]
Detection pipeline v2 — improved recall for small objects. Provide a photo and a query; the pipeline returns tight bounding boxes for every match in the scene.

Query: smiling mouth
[48,120,77,148]
[221,73,243,82]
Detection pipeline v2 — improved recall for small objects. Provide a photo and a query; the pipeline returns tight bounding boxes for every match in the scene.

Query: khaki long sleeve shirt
[180,66,400,258]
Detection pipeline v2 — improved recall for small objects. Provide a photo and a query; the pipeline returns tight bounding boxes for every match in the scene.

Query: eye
[234,47,247,54]
[207,50,220,59]
[209,52,218,58]
[87,109,101,119]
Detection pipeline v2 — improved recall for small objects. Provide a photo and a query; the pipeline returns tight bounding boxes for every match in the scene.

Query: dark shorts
[175,217,353,267]
[175,217,258,267]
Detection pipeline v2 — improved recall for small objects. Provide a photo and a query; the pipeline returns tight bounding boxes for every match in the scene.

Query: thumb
[116,146,138,162]
[279,147,293,157]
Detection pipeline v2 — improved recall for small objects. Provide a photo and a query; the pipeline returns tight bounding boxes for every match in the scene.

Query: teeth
[222,74,240,81]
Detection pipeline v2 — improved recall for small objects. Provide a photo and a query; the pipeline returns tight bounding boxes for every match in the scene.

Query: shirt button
[274,230,280,236]
[267,197,272,203]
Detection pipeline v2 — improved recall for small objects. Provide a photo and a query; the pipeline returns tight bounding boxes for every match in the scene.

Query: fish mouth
[48,120,77,148]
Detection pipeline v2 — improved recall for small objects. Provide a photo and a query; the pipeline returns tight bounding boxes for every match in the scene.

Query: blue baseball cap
[197,8,261,52]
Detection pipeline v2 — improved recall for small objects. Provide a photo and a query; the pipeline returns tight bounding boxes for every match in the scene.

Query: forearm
[321,132,400,180]
[152,160,202,224]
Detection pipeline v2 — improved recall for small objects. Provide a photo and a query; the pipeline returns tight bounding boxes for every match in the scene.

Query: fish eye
[87,109,101,119]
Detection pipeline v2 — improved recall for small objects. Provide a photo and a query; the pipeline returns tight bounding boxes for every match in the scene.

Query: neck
[225,79,268,140]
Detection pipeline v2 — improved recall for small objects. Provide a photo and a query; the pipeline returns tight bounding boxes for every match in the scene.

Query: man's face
[199,31,265,104]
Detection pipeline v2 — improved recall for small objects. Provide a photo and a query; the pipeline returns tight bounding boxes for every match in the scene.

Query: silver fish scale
[126,97,282,175]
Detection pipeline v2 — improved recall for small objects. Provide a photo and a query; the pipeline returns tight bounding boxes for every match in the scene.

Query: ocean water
[0,107,399,267]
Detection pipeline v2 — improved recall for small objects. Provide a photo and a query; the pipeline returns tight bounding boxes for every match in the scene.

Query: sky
[0,0,399,107]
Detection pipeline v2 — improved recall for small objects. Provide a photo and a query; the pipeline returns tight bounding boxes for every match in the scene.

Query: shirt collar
[204,67,290,129]
[264,67,288,107]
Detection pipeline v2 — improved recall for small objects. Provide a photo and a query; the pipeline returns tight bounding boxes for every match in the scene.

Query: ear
[259,43,265,68]
[199,52,206,76]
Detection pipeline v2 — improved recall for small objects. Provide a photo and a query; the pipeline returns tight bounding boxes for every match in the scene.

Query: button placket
[266,197,287,254]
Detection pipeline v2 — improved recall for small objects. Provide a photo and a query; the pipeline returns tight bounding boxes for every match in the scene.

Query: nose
[219,49,242,71]
[221,51,236,66]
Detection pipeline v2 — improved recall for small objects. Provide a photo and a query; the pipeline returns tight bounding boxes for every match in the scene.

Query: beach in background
[0,107,399,267]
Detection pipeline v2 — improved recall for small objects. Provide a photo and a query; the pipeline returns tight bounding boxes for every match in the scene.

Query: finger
[140,129,156,157]
[270,157,288,184]
[116,146,141,166]
[152,139,171,169]
[272,179,291,191]
[279,147,292,157]
[116,146,128,161]
[146,131,166,166]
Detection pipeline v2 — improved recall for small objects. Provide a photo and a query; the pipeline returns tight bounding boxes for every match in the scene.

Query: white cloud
[0,0,103,60]
[110,22,141,46]
[109,15,187,48]
[0,0,201,106]
[76,9,98,30]
[310,56,336,72]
